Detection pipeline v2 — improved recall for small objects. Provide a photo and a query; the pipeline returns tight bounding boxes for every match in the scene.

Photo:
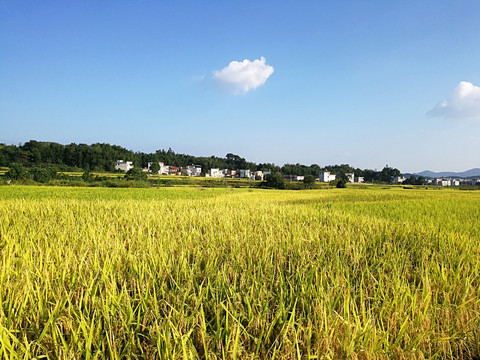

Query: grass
[0,186,479,359]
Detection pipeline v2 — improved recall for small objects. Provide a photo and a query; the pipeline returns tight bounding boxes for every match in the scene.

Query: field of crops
[1,185,479,359]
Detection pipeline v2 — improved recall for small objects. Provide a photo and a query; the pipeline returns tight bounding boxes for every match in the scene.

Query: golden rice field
[0,185,479,359]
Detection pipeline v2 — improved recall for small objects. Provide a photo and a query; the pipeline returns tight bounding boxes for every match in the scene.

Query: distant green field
[62,171,125,178]
[0,186,479,359]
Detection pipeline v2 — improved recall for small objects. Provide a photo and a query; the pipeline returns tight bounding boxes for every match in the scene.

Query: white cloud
[212,57,274,94]
[428,81,480,119]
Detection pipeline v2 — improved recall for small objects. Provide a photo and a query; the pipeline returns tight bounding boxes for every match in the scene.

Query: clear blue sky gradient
[1,1,480,172]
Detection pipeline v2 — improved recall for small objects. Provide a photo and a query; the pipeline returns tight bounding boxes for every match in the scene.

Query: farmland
[0,185,479,359]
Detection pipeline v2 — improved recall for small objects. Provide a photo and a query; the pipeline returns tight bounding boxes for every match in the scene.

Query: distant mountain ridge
[414,168,480,178]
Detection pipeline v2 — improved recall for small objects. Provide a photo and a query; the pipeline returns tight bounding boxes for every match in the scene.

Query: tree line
[0,140,403,182]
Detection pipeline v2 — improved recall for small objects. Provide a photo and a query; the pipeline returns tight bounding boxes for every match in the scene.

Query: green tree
[379,165,401,183]
[402,175,417,185]
[303,175,316,189]
[125,167,148,181]
[150,162,160,174]
[336,178,347,188]
[6,163,28,180]
[335,170,349,182]
[30,167,52,183]
[262,173,286,189]
[416,176,426,185]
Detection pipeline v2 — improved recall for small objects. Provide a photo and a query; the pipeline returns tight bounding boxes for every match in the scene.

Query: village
[114,160,480,186]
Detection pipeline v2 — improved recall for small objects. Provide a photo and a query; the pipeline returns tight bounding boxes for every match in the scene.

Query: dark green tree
[6,163,28,180]
[336,178,347,188]
[125,167,148,181]
[303,174,316,189]
[379,165,401,183]
[150,162,160,174]
[416,176,426,185]
[30,167,52,183]
[262,173,286,189]
[403,175,417,185]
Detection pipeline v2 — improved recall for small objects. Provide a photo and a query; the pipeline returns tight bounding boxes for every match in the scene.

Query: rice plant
[0,186,479,359]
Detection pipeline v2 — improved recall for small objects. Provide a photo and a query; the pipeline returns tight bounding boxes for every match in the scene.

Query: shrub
[261,173,286,189]
[125,168,148,181]
[30,167,52,183]
[6,163,28,180]
[303,175,316,189]
[336,179,347,188]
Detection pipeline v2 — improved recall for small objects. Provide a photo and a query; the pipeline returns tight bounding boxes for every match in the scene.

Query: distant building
[182,165,202,177]
[115,160,134,172]
[354,176,364,183]
[167,166,180,175]
[208,168,224,178]
[319,171,336,182]
[239,169,251,179]
[440,179,451,186]
[394,176,406,184]
[462,179,480,186]
[345,173,355,183]
[254,171,264,181]
[221,169,234,178]
[147,162,168,175]
[433,178,451,186]
[283,174,304,181]
[220,169,237,178]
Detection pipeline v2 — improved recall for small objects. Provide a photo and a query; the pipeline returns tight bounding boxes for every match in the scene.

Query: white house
[433,178,451,186]
[115,160,134,172]
[208,168,224,178]
[167,166,180,175]
[354,176,364,183]
[255,171,264,181]
[147,162,168,175]
[239,169,251,179]
[394,176,406,183]
[222,169,236,178]
[319,171,336,182]
[346,173,355,183]
[182,165,202,177]
[440,179,451,186]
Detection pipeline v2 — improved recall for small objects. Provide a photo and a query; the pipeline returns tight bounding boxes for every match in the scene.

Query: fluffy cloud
[213,57,274,94]
[428,81,480,119]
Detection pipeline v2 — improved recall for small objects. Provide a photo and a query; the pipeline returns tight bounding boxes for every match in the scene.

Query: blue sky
[1,1,480,172]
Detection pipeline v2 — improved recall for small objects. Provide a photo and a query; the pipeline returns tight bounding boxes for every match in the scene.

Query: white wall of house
[346,173,355,183]
[239,169,251,178]
[182,165,202,177]
[209,168,224,178]
[319,171,336,182]
[115,160,134,172]
[255,171,264,181]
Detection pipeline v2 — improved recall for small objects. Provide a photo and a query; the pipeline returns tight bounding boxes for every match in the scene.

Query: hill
[415,168,480,178]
